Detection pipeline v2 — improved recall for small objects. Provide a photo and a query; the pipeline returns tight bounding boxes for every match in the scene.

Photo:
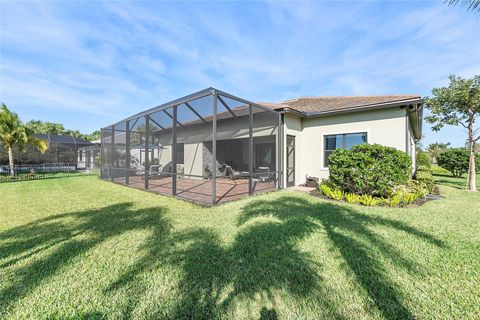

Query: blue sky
[0,1,479,147]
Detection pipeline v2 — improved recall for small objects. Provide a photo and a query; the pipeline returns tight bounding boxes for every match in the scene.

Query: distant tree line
[25,120,100,142]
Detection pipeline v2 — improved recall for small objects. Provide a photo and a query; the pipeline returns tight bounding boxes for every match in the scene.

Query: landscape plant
[328,144,411,197]
[319,183,344,200]
[0,104,48,177]
[437,147,479,178]
[1,175,479,319]
[425,75,480,191]
[345,193,361,204]
[318,180,427,207]
[359,194,380,206]
[416,150,432,168]
[414,166,435,193]
[427,142,450,163]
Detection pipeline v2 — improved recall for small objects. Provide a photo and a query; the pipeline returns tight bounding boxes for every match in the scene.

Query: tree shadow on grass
[101,195,348,319]
[2,194,447,319]
[238,196,447,320]
[105,210,334,319]
[433,175,468,190]
[0,202,171,315]
[106,195,445,319]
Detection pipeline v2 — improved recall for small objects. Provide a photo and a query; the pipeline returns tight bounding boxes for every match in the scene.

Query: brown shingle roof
[258,95,422,116]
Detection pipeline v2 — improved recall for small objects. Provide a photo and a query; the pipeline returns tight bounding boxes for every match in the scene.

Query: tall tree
[425,75,480,191]
[427,142,451,163]
[25,120,66,135]
[0,104,48,177]
[87,130,101,141]
[25,119,99,141]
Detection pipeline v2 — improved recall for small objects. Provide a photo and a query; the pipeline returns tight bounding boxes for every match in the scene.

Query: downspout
[406,103,423,142]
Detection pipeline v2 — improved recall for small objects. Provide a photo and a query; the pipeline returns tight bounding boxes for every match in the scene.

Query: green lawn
[1,176,479,319]
[432,166,480,190]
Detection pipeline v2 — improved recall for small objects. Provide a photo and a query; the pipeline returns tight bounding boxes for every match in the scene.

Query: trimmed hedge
[415,166,434,193]
[437,148,479,177]
[416,149,432,169]
[328,144,412,197]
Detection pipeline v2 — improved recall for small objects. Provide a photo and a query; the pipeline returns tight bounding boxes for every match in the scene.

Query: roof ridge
[282,94,421,103]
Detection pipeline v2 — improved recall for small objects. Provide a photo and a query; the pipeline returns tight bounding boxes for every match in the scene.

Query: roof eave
[298,98,423,118]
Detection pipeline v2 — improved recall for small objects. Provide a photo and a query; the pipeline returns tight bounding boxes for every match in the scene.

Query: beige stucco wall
[283,107,411,186]
[283,113,303,186]
[184,143,203,176]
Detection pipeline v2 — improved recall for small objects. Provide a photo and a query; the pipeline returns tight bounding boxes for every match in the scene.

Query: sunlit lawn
[1,175,479,319]
[431,164,479,190]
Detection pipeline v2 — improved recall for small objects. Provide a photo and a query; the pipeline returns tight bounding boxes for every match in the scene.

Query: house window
[176,143,184,164]
[324,132,367,167]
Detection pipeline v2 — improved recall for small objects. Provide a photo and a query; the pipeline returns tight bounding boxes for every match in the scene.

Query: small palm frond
[30,136,49,153]
[0,103,23,147]
[0,103,49,152]
[445,0,480,12]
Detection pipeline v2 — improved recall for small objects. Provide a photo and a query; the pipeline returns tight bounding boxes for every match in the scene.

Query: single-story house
[101,87,422,205]
[77,139,101,170]
[0,134,93,168]
[263,94,422,186]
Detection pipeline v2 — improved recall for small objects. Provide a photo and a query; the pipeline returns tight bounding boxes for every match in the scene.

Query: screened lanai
[101,88,282,205]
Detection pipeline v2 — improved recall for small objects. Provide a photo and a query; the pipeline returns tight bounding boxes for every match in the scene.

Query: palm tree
[427,142,451,164]
[445,0,480,12]
[0,103,48,177]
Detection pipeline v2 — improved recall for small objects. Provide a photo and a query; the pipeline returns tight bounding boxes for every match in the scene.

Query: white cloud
[0,0,478,141]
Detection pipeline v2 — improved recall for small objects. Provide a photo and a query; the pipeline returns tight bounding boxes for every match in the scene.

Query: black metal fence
[0,163,78,182]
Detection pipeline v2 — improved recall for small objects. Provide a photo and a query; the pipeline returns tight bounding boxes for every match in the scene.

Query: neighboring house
[77,139,101,170]
[100,88,422,205]
[0,134,93,168]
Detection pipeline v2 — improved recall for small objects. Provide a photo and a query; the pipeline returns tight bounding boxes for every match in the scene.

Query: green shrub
[406,179,429,197]
[437,148,480,177]
[415,170,434,193]
[403,192,418,205]
[382,183,425,206]
[359,194,380,206]
[328,144,412,197]
[330,189,344,200]
[320,180,423,207]
[416,165,430,173]
[382,194,402,207]
[319,183,344,200]
[416,150,432,169]
[319,183,332,196]
[345,193,362,204]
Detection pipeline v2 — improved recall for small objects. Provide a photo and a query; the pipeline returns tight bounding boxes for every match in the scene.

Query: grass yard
[1,175,479,319]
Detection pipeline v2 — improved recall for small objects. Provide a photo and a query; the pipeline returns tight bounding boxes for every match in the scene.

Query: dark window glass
[176,143,184,164]
[324,132,367,167]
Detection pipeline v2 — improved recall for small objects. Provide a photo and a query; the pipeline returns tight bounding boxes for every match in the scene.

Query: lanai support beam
[217,95,238,118]
[126,120,130,185]
[212,91,218,205]
[144,115,149,189]
[249,104,253,195]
